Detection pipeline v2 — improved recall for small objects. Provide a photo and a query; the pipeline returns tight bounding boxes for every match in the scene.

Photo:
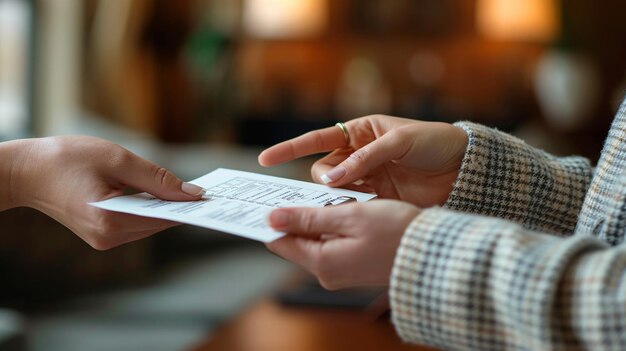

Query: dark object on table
[275,276,386,311]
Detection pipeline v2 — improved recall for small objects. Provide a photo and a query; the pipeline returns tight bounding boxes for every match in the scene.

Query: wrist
[0,138,42,210]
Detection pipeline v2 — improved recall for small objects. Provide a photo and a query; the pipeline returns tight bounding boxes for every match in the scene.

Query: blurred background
[0,0,625,350]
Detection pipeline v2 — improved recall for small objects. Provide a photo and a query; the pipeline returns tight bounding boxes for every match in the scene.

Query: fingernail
[321,166,346,184]
[269,210,290,228]
[182,182,206,197]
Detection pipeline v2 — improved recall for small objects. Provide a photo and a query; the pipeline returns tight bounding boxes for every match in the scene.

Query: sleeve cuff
[445,121,591,235]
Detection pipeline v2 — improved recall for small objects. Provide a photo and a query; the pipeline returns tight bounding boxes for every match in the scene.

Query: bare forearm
[0,136,203,249]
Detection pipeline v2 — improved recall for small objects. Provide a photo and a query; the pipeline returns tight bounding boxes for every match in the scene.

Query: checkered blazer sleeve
[390,208,625,351]
[446,122,592,235]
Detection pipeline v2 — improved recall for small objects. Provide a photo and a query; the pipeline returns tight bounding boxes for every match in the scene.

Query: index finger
[258,125,349,166]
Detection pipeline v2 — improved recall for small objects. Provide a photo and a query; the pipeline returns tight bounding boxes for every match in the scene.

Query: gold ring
[335,122,350,146]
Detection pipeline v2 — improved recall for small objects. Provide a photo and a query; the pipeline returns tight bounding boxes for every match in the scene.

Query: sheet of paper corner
[90,168,377,243]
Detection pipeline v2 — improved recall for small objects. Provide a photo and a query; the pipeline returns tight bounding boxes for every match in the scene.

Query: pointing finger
[258,124,352,167]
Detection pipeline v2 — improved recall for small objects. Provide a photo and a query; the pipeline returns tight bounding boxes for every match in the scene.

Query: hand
[258,115,468,207]
[266,200,420,290]
[4,136,205,250]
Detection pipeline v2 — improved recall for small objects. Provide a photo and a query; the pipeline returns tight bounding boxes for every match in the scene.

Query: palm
[365,162,458,207]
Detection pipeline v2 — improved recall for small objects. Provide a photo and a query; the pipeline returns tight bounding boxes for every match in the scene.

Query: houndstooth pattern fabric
[446,122,592,236]
[390,96,626,350]
[576,100,626,243]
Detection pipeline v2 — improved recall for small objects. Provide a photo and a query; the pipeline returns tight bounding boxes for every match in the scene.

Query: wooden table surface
[190,298,438,351]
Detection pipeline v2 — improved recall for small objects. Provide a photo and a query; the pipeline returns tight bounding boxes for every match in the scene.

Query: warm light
[243,0,327,39]
[477,0,560,42]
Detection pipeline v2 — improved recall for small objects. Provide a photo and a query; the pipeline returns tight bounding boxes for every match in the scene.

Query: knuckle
[348,204,365,218]
[308,253,323,275]
[86,237,114,251]
[152,166,171,186]
[108,146,133,169]
[44,136,64,152]
[300,210,318,233]
[312,253,338,290]
[312,130,327,151]
[86,213,121,250]
[286,139,298,160]
[318,277,340,291]
[386,129,413,152]
[343,216,360,231]
[390,126,410,140]
[363,114,388,128]
[265,242,278,254]
[348,148,369,165]
[346,149,371,174]
[364,114,384,120]
[41,136,73,160]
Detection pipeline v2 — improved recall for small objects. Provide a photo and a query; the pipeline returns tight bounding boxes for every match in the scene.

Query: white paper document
[91,168,377,242]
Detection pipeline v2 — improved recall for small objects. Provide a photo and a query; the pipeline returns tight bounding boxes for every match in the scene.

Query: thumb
[319,130,409,186]
[112,151,205,201]
[267,204,356,237]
